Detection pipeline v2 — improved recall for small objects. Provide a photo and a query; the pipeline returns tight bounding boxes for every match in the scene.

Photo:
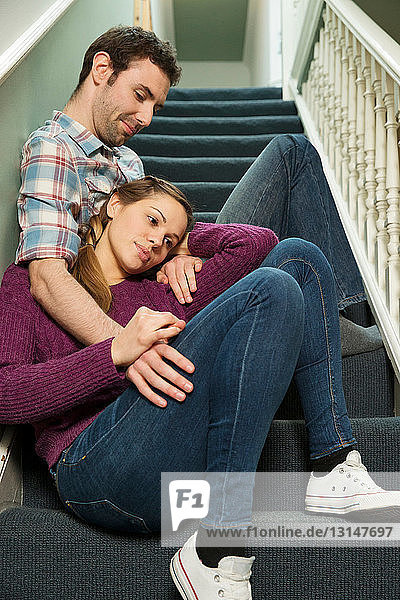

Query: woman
[0,176,398,600]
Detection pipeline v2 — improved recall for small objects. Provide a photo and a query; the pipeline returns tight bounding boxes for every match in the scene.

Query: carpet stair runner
[1,86,398,600]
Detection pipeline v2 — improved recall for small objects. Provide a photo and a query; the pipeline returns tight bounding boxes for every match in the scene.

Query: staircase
[1,87,400,599]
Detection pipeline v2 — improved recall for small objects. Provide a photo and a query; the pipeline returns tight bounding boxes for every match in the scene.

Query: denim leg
[55,268,304,532]
[216,133,366,310]
[261,238,356,459]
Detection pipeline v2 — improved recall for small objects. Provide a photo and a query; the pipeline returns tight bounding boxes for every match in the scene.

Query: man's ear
[91,52,114,85]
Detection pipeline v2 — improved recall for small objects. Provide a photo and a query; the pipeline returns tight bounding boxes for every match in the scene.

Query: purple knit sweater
[0,222,278,467]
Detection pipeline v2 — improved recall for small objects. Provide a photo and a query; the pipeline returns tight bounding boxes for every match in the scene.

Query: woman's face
[95,192,189,284]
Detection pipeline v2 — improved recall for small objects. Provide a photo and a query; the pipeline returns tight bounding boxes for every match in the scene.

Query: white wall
[178,61,251,88]
[244,0,282,87]
[0,0,134,276]
[0,0,59,55]
[281,0,310,98]
[150,0,175,45]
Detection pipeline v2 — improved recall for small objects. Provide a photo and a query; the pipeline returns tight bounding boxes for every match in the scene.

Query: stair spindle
[311,42,320,125]
[327,10,336,166]
[347,32,358,221]
[384,77,400,323]
[373,64,389,290]
[363,52,378,263]
[340,25,350,204]
[355,41,367,240]
[317,12,327,139]
[334,20,343,181]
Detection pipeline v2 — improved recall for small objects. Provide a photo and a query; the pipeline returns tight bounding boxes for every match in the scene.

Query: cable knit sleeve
[0,265,126,424]
[182,222,279,320]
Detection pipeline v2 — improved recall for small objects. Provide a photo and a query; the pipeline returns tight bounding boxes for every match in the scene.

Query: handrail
[292,0,400,89]
[327,0,400,86]
[288,0,400,383]
[134,0,153,31]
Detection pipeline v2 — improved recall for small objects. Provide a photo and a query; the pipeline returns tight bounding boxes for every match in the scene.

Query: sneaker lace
[215,566,252,599]
[339,456,382,491]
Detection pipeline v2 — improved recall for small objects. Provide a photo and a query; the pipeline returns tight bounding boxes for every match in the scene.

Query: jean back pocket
[65,498,152,535]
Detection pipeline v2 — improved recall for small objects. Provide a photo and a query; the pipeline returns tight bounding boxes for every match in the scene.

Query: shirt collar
[52,111,119,157]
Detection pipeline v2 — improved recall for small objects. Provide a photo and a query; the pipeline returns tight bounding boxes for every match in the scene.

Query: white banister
[288,0,400,381]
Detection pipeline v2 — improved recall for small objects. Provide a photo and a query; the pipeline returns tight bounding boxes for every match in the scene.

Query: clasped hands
[111,254,203,407]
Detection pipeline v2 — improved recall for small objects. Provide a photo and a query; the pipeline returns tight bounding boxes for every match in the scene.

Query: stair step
[193,211,219,223]
[159,100,297,117]
[143,156,255,182]
[170,182,236,211]
[2,505,398,600]
[20,411,400,512]
[167,86,283,100]
[276,347,394,420]
[146,115,303,136]
[128,133,276,157]
[259,417,400,473]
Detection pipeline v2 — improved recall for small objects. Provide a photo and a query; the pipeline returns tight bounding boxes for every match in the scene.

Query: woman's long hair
[71,176,194,313]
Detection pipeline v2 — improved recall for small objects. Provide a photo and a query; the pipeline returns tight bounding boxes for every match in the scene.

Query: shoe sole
[170,550,195,600]
[306,505,400,522]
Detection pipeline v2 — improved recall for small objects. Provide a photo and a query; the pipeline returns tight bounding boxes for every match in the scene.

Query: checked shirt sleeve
[16,135,82,267]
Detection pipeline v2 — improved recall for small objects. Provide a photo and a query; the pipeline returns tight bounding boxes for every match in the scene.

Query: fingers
[185,266,198,296]
[156,270,168,284]
[156,342,195,373]
[133,358,191,402]
[126,345,195,407]
[168,260,198,303]
[126,367,168,407]
[168,262,193,304]
[154,325,183,341]
[137,308,186,332]
[158,256,203,304]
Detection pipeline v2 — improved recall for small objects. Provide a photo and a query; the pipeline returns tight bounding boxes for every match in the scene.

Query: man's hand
[111,307,186,367]
[156,255,203,304]
[125,342,195,407]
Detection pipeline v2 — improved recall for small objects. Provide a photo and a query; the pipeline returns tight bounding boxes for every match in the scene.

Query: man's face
[92,58,170,147]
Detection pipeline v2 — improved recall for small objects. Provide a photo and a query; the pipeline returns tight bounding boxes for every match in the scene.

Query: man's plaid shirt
[16,111,144,267]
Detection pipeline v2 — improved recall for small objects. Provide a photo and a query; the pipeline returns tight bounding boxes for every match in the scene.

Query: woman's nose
[149,234,163,248]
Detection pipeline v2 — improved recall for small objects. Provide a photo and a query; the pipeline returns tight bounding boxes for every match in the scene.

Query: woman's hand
[111,306,186,367]
[157,255,203,304]
[125,342,195,407]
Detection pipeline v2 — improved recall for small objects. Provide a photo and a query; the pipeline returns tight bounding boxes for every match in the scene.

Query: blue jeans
[217,134,366,310]
[52,239,355,534]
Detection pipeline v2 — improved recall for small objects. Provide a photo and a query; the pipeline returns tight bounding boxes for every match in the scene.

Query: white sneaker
[305,450,400,520]
[170,531,255,600]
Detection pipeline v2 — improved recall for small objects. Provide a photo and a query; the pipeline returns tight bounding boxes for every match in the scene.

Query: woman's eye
[135,91,145,101]
[165,238,173,248]
[148,215,158,225]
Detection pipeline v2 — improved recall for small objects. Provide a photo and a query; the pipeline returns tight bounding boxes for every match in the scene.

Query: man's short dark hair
[75,26,181,92]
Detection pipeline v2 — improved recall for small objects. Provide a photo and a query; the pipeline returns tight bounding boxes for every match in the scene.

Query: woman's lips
[135,243,151,262]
